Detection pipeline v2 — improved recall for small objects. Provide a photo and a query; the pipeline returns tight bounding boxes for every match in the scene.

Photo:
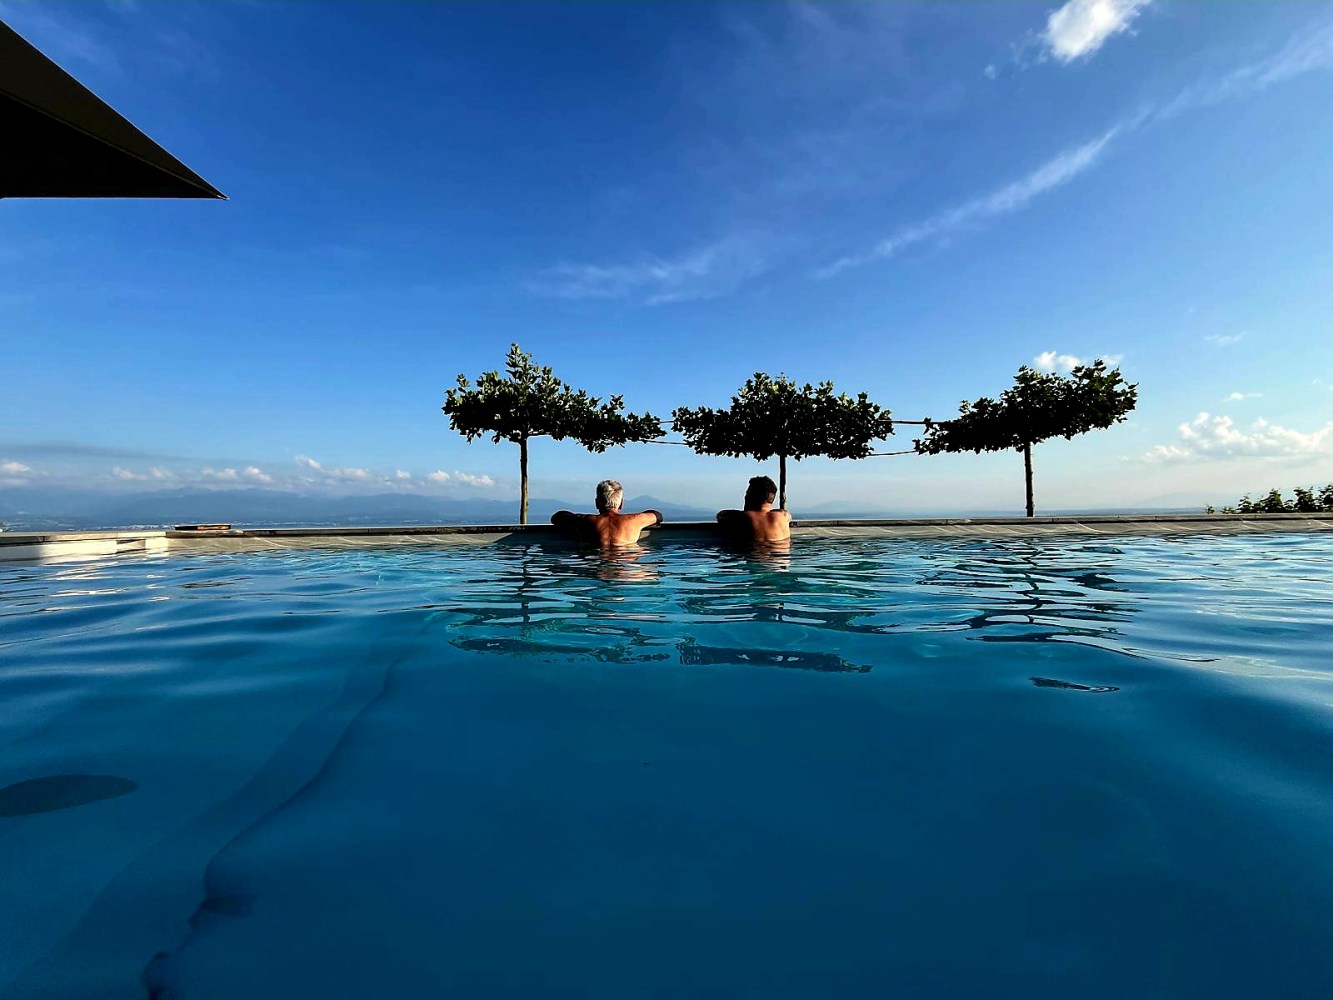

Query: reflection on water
[435,537,1158,677]
[1031,676,1120,693]
[678,637,870,674]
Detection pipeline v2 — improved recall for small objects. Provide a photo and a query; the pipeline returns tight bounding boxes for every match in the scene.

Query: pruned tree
[672,373,893,509]
[914,360,1138,517]
[443,343,663,524]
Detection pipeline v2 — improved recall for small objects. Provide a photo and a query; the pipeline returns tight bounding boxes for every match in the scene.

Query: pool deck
[2,512,1331,562]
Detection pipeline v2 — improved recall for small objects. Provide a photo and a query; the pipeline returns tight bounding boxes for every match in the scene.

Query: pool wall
[2,513,1331,562]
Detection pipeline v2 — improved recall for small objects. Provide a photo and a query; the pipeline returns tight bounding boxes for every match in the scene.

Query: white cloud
[1224,392,1262,402]
[1044,0,1153,63]
[820,130,1116,275]
[1032,351,1123,373]
[395,470,412,480]
[294,454,369,481]
[113,466,176,482]
[2,459,33,475]
[1033,351,1083,373]
[243,466,272,484]
[452,472,495,488]
[1145,412,1333,462]
[1204,333,1245,346]
[534,237,766,306]
[201,467,239,481]
[426,469,494,488]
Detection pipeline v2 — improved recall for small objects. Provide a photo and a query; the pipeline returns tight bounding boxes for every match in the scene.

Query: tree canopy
[672,373,893,509]
[443,343,663,523]
[914,360,1137,516]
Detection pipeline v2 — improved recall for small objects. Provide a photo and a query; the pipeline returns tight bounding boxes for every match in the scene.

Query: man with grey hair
[551,479,664,547]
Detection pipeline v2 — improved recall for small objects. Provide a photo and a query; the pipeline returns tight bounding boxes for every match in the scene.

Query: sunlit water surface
[2,534,1332,998]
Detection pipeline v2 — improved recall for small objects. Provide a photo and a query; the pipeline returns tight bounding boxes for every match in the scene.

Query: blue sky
[2,0,1331,512]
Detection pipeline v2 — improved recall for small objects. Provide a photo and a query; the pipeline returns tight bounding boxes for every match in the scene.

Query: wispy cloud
[533,238,767,306]
[0,0,220,82]
[821,130,1117,276]
[1205,333,1246,347]
[1043,0,1154,63]
[1145,413,1333,462]
[1153,17,1333,121]
[826,15,1333,279]
[1224,392,1262,402]
[0,1,122,73]
[1,460,32,476]
[0,440,187,461]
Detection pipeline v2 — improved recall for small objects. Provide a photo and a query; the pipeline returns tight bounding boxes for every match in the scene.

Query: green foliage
[442,344,662,522]
[914,360,1138,456]
[443,343,662,451]
[671,373,892,506]
[1211,484,1333,515]
[913,360,1137,516]
[1259,488,1287,513]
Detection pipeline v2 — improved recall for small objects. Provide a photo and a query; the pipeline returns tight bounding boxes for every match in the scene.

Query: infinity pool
[2,534,1332,998]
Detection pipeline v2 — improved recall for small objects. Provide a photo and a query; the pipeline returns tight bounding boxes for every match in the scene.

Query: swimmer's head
[596,479,624,513]
[744,475,777,510]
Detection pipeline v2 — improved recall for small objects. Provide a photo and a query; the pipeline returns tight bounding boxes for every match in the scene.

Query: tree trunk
[779,453,788,510]
[1023,440,1034,517]
[519,436,530,525]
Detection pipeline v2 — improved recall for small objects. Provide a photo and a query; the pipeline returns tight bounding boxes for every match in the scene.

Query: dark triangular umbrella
[0,19,224,199]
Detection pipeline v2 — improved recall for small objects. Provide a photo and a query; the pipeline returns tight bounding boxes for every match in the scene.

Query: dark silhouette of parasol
[0,18,224,199]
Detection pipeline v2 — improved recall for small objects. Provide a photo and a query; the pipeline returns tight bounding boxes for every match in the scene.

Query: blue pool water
[2,533,1332,998]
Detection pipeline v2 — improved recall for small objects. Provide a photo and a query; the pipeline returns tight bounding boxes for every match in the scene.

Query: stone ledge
[3,514,1330,562]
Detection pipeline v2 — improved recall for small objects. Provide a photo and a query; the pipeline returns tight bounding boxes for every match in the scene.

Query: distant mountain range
[0,485,1210,532]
